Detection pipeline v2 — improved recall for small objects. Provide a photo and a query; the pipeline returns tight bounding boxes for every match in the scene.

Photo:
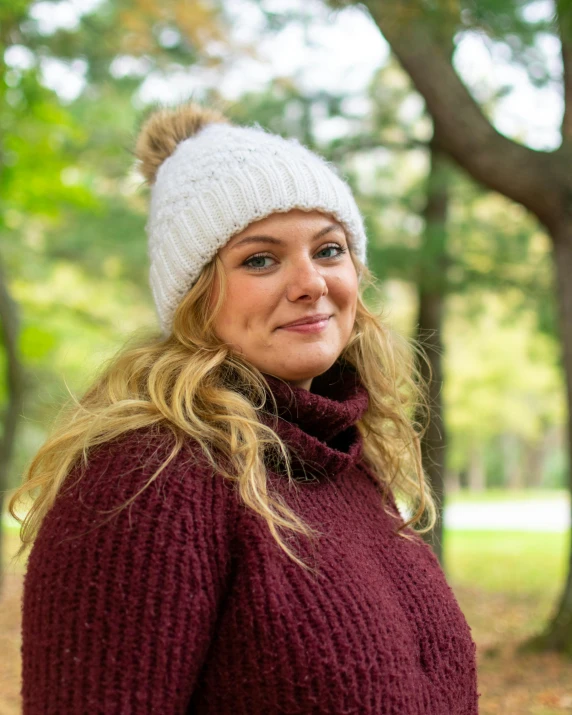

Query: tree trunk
[1,1,31,596]
[415,140,449,565]
[524,222,572,655]
[0,252,25,595]
[445,468,460,494]
[523,438,546,489]
[467,446,486,492]
[502,433,523,490]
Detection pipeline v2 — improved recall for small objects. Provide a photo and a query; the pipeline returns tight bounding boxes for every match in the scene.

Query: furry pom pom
[134,102,228,185]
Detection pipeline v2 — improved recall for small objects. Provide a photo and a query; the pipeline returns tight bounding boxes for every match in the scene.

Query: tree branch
[362,0,566,231]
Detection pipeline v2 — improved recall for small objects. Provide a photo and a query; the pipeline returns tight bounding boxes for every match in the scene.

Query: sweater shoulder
[69,424,223,493]
[39,425,237,547]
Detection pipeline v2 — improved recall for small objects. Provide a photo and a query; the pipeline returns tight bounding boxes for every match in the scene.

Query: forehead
[226,209,344,246]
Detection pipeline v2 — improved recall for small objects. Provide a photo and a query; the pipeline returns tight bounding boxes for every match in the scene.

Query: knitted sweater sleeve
[21,429,236,715]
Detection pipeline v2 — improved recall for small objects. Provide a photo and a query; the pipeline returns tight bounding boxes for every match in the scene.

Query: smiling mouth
[278,314,332,329]
[278,317,331,333]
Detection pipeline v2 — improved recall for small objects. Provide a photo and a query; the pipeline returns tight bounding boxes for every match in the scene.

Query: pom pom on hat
[134,102,228,185]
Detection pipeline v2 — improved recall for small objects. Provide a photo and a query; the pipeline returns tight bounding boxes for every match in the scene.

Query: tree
[334,0,572,654]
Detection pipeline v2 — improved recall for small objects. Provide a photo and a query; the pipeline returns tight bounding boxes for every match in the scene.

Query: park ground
[1,490,572,714]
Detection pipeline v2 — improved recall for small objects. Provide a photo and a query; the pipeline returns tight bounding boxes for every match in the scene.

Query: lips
[279,314,331,329]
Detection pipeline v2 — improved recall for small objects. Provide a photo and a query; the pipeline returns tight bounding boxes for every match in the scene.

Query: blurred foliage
[0,0,566,493]
[444,291,564,470]
[328,0,560,89]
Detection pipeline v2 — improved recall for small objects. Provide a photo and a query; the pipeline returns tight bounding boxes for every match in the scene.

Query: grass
[445,529,569,594]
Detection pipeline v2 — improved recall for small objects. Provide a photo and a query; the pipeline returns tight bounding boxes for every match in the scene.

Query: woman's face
[212,209,358,391]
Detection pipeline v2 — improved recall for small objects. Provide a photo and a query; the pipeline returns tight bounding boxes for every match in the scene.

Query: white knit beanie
[135,103,368,336]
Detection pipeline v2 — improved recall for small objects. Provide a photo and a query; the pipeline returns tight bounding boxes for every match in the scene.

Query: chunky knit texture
[145,119,368,336]
[21,362,479,714]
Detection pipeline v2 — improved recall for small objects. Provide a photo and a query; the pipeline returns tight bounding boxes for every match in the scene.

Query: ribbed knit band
[145,122,368,336]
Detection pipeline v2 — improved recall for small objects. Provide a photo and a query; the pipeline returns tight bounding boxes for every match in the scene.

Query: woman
[10,103,479,714]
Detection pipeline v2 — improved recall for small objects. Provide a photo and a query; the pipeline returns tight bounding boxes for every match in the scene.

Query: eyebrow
[230,223,345,250]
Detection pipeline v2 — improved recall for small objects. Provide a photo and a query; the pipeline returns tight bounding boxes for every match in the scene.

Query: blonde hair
[9,250,436,573]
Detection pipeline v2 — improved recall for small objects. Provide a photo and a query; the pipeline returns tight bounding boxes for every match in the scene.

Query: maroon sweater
[21,361,479,714]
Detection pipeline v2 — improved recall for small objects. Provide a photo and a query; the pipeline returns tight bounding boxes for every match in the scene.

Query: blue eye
[317,245,345,259]
[244,255,274,270]
[243,244,347,272]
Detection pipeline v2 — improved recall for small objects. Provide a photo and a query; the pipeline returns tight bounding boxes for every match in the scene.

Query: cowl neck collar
[259,360,369,481]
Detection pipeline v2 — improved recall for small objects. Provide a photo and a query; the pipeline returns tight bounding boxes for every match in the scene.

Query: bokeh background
[1,0,572,713]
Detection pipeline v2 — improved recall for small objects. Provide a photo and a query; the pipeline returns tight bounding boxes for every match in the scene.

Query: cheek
[329,271,358,340]
[330,267,358,311]
[216,274,275,331]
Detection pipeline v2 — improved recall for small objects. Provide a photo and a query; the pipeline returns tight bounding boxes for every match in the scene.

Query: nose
[285,257,328,302]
